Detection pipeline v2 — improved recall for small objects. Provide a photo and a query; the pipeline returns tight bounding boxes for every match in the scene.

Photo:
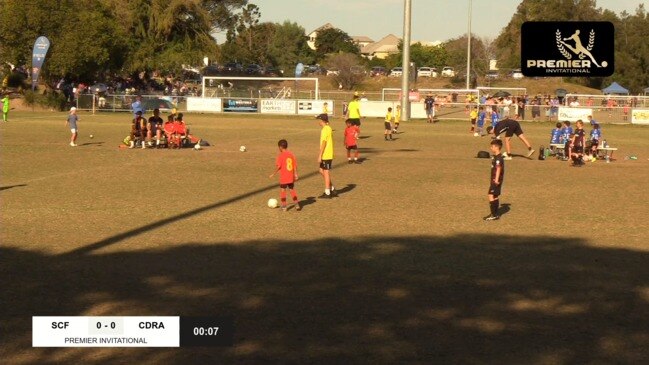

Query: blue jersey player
[550,123,562,144]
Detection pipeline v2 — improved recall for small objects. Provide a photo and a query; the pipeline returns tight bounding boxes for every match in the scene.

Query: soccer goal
[201,76,320,100]
[476,87,527,100]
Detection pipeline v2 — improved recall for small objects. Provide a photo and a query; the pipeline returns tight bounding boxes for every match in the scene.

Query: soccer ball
[267,198,278,208]
[473,132,479,137]
[239,145,247,152]
[194,143,201,150]
[89,134,94,139]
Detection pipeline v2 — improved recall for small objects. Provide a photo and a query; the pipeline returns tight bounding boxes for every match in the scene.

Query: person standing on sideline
[317,114,336,198]
[347,94,362,127]
[424,92,435,123]
[66,107,79,147]
[131,95,145,118]
[2,94,9,122]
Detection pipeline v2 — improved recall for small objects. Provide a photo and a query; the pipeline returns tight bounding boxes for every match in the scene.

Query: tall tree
[267,21,315,75]
[314,28,359,60]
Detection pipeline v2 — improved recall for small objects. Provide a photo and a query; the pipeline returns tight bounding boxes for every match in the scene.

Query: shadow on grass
[499,203,512,217]
[0,184,27,191]
[79,142,105,147]
[2,234,648,364]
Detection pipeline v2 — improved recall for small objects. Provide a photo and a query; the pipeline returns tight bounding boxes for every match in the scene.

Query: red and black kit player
[485,139,505,221]
[269,139,301,211]
[344,119,360,163]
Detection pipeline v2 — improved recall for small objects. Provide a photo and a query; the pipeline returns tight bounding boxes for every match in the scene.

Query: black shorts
[488,183,502,197]
[470,118,477,125]
[320,160,333,170]
[591,139,599,148]
[280,183,295,189]
[572,146,584,154]
[384,122,392,131]
[346,145,358,150]
[349,118,361,126]
[504,123,523,137]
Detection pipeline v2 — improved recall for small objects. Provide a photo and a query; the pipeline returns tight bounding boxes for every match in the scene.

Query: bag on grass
[538,145,546,160]
[476,151,490,159]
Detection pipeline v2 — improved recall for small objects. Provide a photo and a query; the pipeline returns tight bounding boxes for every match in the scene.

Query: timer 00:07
[193,327,219,336]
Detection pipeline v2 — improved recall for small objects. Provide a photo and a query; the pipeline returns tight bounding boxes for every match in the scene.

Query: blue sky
[221,0,644,43]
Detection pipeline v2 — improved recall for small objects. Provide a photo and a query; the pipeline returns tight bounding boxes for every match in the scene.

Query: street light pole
[466,0,472,89]
[400,0,412,121]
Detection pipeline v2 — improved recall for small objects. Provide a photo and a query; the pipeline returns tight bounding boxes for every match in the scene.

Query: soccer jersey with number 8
[276,151,297,184]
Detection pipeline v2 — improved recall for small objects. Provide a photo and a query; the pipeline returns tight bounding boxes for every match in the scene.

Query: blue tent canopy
[602,82,629,95]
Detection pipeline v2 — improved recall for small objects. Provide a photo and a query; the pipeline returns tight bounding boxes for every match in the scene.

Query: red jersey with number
[276,151,297,184]
[344,125,359,146]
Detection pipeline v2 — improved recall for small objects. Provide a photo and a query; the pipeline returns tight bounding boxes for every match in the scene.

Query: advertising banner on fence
[260,99,296,114]
[187,97,222,112]
[31,36,51,91]
[297,100,334,116]
[631,109,649,125]
[223,98,258,113]
[558,107,593,122]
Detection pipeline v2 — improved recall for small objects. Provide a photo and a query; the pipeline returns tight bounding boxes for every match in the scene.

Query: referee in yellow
[347,93,362,126]
[317,114,336,198]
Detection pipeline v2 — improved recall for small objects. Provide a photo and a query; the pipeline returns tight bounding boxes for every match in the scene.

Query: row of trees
[0,0,248,81]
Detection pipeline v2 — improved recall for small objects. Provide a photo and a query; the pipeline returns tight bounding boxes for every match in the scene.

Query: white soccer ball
[267,198,278,208]
[473,132,479,137]
[194,143,201,150]
[89,134,94,139]
[239,145,247,152]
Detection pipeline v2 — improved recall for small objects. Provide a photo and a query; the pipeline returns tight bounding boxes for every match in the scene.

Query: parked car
[417,67,437,78]
[370,66,388,77]
[305,64,327,75]
[351,66,367,75]
[245,64,263,75]
[510,69,524,80]
[485,71,499,80]
[441,66,455,77]
[223,62,243,74]
[264,66,282,77]
[389,67,403,77]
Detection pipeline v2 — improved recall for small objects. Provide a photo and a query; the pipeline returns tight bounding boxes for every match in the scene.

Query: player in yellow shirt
[384,107,394,141]
[317,114,336,198]
[469,106,478,134]
[347,94,362,126]
[393,104,402,133]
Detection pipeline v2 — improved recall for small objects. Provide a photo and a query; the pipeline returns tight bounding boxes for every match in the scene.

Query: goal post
[200,76,320,100]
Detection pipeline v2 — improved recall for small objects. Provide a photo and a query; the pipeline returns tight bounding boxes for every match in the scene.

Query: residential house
[361,34,400,60]
[307,23,334,50]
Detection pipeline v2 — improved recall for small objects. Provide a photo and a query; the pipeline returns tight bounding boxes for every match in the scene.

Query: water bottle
[603,139,607,148]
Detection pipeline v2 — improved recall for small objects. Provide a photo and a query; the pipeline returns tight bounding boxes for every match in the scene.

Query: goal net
[201,76,320,100]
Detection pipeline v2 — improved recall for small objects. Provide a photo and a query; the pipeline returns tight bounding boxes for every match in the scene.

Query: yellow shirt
[470,110,478,119]
[323,104,329,114]
[385,111,393,123]
[320,125,334,160]
[395,109,401,123]
[348,100,361,119]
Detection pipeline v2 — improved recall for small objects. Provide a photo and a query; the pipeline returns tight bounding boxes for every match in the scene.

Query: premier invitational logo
[521,22,614,77]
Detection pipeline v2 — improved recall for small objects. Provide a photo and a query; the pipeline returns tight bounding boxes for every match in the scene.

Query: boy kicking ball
[485,139,505,221]
[269,139,301,211]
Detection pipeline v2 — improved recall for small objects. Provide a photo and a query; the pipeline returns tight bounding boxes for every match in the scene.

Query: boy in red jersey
[343,119,360,164]
[269,139,301,211]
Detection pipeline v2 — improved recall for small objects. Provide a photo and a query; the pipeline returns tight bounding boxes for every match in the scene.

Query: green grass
[2,111,648,364]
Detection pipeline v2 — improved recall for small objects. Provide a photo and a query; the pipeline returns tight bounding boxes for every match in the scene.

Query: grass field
[2,111,648,364]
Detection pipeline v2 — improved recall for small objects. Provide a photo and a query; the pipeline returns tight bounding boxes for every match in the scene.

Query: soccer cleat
[503,156,512,161]
[483,215,500,221]
[281,206,287,212]
[295,204,302,211]
[318,193,332,199]
[70,142,77,147]
[502,152,509,157]
[527,149,535,157]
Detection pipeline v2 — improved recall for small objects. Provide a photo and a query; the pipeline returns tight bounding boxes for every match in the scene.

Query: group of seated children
[128,109,191,149]
[549,117,603,165]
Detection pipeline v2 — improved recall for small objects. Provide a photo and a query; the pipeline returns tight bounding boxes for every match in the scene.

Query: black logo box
[521,21,614,77]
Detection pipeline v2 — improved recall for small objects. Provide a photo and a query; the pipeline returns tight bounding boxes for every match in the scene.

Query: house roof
[307,23,334,36]
[352,36,374,43]
[361,34,400,55]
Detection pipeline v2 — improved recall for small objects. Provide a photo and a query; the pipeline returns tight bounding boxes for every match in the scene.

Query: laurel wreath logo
[556,30,572,59]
